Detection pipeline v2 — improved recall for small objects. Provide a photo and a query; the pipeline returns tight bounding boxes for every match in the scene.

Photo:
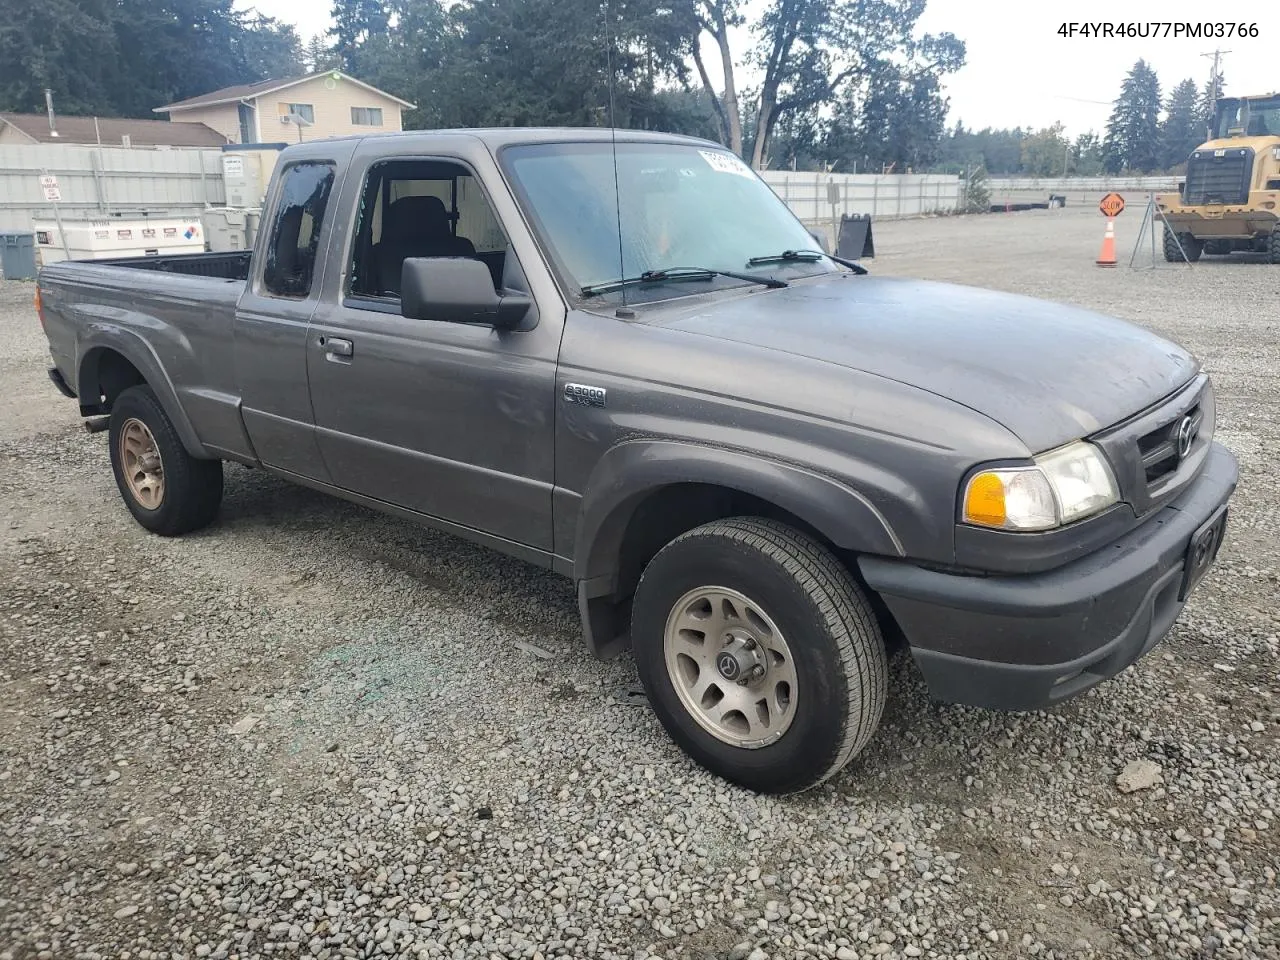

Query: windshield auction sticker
[699,150,755,179]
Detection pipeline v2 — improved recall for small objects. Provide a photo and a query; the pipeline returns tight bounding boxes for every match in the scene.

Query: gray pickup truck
[37,129,1237,793]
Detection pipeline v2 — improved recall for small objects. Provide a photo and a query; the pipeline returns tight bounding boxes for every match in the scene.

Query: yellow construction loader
[1156,93,1280,262]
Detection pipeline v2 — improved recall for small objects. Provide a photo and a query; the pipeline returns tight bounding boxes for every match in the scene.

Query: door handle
[320,336,353,361]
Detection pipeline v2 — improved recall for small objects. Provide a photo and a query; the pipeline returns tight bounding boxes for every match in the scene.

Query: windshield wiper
[580,266,787,298]
[747,248,868,275]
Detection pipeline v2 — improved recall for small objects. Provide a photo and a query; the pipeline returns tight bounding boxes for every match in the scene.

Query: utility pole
[1201,49,1229,103]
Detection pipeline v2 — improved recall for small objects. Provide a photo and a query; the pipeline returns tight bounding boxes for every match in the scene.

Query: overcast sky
[244,0,1279,138]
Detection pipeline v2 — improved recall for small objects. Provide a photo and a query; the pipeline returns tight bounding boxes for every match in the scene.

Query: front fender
[573,438,905,587]
[76,326,211,459]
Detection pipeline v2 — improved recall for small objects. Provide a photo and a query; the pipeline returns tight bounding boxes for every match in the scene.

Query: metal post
[41,167,70,261]
[91,150,107,212]
[1150,194,1157,265]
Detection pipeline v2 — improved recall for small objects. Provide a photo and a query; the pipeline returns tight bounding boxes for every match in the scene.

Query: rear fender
[76,329,211,459]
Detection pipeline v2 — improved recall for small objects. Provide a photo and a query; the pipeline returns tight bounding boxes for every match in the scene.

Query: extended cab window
[347,159,508,300]
[262,161,335,299]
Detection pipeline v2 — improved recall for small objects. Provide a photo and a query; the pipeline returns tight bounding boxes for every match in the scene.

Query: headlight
[963,441,1119,531]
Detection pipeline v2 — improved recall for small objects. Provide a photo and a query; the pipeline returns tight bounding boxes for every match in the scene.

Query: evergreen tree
[962,165,988,212]
[1198,68,1225,137]
[303,35,341,73]
[328,0,390,74]
[0,0,301,118]
[1102,60,1161,173]
[1160,78,1202,169]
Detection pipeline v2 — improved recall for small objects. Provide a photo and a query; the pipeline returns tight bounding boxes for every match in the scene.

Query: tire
[1163,227,1202,262]
[631,517,888,794]
[1269,229,1280,265]
[108,385,223,536]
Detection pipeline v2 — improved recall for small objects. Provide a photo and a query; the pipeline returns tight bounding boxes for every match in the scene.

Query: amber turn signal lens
[964,472,1007,527]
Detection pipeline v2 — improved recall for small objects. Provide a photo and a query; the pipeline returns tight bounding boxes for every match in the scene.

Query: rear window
[262,162,335,299]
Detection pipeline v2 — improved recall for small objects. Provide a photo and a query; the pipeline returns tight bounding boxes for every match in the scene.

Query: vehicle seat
[376,195,477,295]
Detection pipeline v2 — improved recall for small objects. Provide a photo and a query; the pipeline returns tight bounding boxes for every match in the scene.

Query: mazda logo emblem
[716,652,740,680]
[1175,416,1197,460]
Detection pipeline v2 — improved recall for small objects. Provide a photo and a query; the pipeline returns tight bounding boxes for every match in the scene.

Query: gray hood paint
[653,275,1198,451]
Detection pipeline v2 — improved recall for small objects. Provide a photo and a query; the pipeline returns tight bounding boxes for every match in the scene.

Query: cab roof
[292,127,723,150]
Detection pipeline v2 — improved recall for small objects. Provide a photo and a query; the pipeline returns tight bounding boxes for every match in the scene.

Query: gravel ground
[1,203,1278,960]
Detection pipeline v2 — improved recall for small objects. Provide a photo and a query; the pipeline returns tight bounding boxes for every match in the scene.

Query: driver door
[305,146,562,551]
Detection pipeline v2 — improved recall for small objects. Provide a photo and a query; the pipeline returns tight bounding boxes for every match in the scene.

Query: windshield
[1213,97,1280,138]
[501,141,837,300]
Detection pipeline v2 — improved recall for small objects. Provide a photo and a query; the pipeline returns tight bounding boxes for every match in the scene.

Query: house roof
[0,112,230,147]
[155,71,416,112]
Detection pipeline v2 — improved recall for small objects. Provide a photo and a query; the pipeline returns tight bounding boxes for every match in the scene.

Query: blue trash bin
[0,233,37,281]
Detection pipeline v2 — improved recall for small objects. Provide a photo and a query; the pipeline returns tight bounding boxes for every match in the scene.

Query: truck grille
[1137,404,1202,488]
[1183,148,1252,205]
[1091,376,1214,516]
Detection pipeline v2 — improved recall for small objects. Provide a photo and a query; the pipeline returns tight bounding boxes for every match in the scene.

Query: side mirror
[807,228,831,254]
[400,257,532,330]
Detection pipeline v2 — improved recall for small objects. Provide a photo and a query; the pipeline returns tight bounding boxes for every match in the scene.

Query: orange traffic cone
[1096,218,1117,267]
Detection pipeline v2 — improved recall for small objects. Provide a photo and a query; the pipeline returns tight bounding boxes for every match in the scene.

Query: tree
[1102,59,1161,173]
[1072,132,1104,176]
[1160,78,1201,169]
[845,54,954,173]
[0,0,301,118]
[689,0,746,154]
[747,0,963,169]
[303,34,341,73]
[1198,66,1225,137]
[0,0,121,115]
[1019,123,1069,177]
[329,0,390,74]
[962,165,988,212]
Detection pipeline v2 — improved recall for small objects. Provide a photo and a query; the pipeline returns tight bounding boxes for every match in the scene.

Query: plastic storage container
[0,232,37,280]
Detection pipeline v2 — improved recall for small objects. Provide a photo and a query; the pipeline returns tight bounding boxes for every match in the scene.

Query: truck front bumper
[859,442,1238,711]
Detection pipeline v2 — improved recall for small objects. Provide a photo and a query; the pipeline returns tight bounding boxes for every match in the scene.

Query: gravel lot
[2,203,1277,960]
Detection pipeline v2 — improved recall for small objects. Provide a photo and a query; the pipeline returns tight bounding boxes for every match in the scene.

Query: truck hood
[656,275,1197,451]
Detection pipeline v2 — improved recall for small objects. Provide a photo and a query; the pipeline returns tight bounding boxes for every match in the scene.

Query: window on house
[262,162,335,299]
[280,103,314,123]
[351,107,384,127]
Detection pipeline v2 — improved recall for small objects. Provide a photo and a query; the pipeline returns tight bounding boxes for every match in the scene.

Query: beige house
[154,71,415,144]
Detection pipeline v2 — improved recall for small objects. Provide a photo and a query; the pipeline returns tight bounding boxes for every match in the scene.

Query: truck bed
[38,255,248,460]
[91,250,253,281]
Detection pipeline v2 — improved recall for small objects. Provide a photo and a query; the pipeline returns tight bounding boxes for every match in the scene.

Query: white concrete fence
[0,144,225,233]
[986,175,1180,193]
[761,171,961,227]
[2,144,965,243]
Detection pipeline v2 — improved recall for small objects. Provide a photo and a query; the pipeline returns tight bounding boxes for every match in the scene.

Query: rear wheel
[108,385,223,536]
[1163,227,1202,262]
[631,518,888,794]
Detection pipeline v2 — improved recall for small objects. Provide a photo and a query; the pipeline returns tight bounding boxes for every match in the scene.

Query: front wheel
[108,385,223,536]
[1163,227,1202,262]
[1268,229,1280,265]
[632,518,888,794]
